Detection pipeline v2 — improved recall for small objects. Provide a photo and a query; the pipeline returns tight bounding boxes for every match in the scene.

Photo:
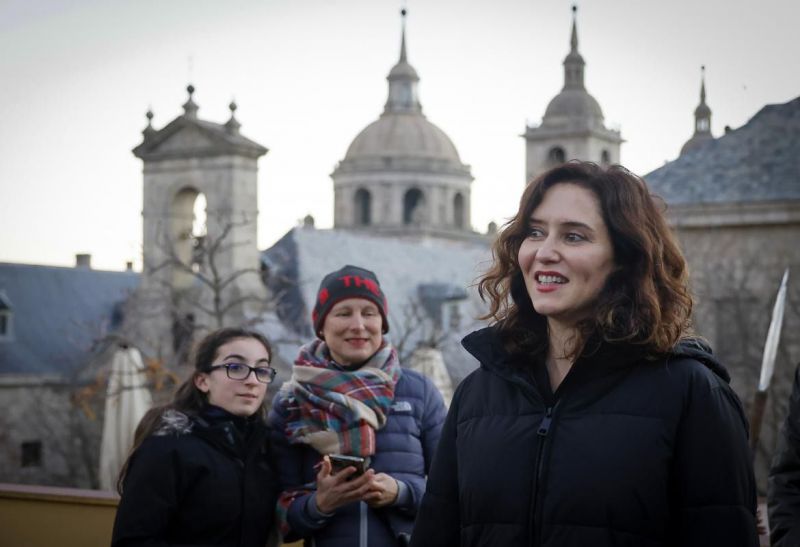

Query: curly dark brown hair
[479,161,693,358]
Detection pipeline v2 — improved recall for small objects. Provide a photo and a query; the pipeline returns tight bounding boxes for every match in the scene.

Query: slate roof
[0,263,140,377]
[260,227,492,384]
[645,96,800,205]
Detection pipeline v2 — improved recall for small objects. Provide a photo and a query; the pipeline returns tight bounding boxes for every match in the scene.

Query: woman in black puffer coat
[410,162,758,547]
[111,328,280,547]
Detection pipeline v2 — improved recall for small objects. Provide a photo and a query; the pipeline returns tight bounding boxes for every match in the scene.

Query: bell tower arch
[132,86,268,355]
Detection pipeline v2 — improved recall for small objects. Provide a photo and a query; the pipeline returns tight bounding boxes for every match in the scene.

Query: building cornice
[667,200,800,228]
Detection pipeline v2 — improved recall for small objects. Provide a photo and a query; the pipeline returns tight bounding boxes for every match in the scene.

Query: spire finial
[570,5,579,52]
[700,65,706,104]
[384,6,421,114]
[142,107,156,139]
[182,83,199,118]
[399,8,408,63]
[225,97,241,134]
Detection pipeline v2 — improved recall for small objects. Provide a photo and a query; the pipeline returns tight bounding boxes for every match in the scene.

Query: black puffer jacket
[768,364,800,546]
[411,327,758,547]
[112,406,279,547]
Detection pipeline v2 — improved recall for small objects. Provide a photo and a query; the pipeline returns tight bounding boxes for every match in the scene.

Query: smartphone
[328,454,369,477]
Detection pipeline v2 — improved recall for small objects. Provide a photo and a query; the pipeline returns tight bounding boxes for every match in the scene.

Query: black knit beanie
[312,265,389,336]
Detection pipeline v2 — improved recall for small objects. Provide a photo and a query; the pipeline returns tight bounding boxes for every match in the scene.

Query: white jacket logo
[391,401,412,413]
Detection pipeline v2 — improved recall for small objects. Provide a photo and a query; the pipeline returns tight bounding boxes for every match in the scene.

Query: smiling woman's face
[517,182,616,328]
[321,298,383,367]
[194,337,270,416]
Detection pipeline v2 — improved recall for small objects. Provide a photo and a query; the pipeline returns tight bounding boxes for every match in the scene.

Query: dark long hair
[479,161,693,359]
[116,327,272,493]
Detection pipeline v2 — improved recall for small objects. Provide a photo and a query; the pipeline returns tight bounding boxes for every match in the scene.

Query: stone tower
[523,6,622,184]
[331,10,474,238]
[132,85,268,356]
[680,66,714,155]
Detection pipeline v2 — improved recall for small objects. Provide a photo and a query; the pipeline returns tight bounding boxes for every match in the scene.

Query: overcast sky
[1,0,798,271]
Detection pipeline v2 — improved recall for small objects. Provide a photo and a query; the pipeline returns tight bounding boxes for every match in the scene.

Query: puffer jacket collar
[156,407,266,462]
[462,326,732,386]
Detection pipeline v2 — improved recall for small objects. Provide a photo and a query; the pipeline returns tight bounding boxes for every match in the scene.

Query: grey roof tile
[645,96,800,205]
[0,263,140,377]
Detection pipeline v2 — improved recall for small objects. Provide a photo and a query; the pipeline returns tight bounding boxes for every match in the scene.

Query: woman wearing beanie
[269,265,447,547]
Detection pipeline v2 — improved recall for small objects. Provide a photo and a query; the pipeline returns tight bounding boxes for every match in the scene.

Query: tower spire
[400,8,408,63]
[384,8,422,114]
[693,65,712,135]
[563,5,586,90]
[700,65,707,105]
[570,4,578,53]
[680,65,714,155]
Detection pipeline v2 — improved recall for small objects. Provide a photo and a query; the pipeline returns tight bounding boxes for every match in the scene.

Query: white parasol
[98,346,153,491]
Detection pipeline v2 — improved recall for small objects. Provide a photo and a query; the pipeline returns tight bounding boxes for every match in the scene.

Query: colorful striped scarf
[275,339,401,456]
[275,340,401,535]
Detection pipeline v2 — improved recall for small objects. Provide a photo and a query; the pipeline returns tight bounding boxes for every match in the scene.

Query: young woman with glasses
[112,327,280,547]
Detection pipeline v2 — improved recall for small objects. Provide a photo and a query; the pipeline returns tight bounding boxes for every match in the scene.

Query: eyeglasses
[207,363,277,384]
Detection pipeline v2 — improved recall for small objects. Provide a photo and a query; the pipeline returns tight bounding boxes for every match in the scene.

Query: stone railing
[0,482,119,547]
[0,482,303,547]
[0,482,769,546]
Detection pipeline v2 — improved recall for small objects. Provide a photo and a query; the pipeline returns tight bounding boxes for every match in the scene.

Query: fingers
[316,455,332,481]
[364,473,399,508]
[316,466,376,513]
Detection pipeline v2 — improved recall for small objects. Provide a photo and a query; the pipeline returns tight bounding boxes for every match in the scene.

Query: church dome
[543,88,605,123]
[332,10,474,237]
[695,102,711,118]
[388,60,419,81]
[344,112,462,163]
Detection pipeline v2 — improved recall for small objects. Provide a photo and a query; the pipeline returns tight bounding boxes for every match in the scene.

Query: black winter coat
[269,367,446,547]
[411,327,758,547]
[111,406,279,547]
[768,364,800,546]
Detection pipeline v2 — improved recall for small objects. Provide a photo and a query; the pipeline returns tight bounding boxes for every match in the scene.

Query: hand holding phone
[315,454,375,513]
[328,454,369,478]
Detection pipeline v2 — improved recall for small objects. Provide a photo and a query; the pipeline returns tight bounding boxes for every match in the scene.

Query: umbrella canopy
[99,346,153,491]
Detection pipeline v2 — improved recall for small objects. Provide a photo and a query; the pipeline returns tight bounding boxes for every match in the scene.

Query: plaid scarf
[275,340,401,536]
[276,339,401,456]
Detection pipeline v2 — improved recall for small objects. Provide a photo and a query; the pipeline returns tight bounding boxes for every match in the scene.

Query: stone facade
[646,97,800,490]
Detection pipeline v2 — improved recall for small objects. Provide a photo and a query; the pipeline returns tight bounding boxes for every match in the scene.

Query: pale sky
[1,0,798,271]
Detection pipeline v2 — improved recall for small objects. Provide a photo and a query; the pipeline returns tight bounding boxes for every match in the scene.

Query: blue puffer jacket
[269,367,447,547]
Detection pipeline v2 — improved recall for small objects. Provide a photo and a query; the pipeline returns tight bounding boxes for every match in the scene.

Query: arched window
[170,187,206,286]
[601,150,610,165]
[547,146,566,166]
[453,193,465,229]
[191,193,207,273]
[403,188,425,225]
[354,188,371,226]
